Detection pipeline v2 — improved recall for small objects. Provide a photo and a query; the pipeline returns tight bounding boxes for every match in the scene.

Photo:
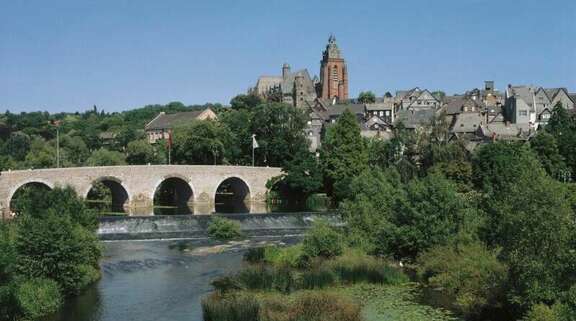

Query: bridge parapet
[0,165,282,218]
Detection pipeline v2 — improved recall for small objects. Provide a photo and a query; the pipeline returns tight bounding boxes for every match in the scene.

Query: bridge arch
[84,176,130,214]
[214,176,251,213]
[8,180,54,214]
[152,175,195,215]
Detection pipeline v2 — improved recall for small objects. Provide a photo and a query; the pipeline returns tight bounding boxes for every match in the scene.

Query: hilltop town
[246,35,576,151]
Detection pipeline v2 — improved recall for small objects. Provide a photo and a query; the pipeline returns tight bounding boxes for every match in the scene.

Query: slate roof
[570,94,576,105]
[478,123,531,140]
[281,69,314,95]
[326,103,365,117]
[145,109,211,130]
[444,96,485,115]
[450,112,484,133]
[395,109,437,129]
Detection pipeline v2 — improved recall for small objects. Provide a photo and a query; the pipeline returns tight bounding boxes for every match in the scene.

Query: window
[519,110,528,117]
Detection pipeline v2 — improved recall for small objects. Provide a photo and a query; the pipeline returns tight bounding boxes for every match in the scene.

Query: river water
[43,238,299,321]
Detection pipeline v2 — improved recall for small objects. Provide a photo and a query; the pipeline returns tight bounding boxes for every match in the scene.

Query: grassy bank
[202,244,459,321]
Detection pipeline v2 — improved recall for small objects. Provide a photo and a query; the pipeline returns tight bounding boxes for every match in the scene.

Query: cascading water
[98,212,342,241]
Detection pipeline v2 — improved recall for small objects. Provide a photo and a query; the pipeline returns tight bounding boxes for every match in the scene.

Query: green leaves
[321,109,368,202]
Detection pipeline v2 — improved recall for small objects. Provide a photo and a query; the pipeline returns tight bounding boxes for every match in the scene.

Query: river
[43,237,300,321]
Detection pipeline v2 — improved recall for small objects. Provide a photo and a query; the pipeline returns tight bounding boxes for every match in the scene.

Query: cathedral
[250,35,349,108]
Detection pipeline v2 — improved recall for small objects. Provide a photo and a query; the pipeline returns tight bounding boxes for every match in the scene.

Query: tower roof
[323,34,341,59]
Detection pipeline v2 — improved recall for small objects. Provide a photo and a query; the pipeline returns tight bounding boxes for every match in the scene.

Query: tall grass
[202,291,361,321]
[202,292,260,321]
[326,252,409,285]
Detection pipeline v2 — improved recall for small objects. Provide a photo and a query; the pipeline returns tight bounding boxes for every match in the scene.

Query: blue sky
[1,0,575,113]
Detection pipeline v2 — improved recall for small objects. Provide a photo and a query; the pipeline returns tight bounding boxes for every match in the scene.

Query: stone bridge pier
[0,165,282,218]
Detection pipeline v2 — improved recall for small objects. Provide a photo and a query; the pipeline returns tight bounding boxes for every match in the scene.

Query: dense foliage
[207,217,243,241]
[0,187,101,320]
[331,105,576,320]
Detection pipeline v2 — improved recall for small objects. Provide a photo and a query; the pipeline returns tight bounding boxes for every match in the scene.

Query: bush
[15,214,101,294]
[208,217,243,241]
[326,251,408,286]
[202,292,260,321]
[263,245,307,268]
[15,278,62,320]
[522,304,559,321]
[416,240,508,317]
[302,221,344,258]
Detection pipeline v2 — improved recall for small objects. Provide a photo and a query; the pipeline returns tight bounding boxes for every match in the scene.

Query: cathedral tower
[319,35,348,101]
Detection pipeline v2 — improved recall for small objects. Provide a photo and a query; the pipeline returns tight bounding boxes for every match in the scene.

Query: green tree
[172,120,230,165]
[86,148,127,166]
[3,132,31,161]
[250,102,310,167]
[357,91,376,103]
[475,142,576,311]
[546,103,576,181]
[24,136,55,169]
[417,240,508,317]
[60,134,90,166]
[339,168,403,251]
[320,109,368,202]
[219,109,253,165]
[230,94,263,110]
[126,139,161,165]
[377,174,469,259]
[530,131,569,180]
[269,150,323,201]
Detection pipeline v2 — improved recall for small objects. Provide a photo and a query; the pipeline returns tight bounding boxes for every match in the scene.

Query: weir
[98,212,341,241]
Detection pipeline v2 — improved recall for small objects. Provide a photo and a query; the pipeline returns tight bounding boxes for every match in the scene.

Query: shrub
[522,304,558,321]
[326,250,408,286]
[208,217,243,241]
[302,221,344,258]
[15,278,62,320]
[202,292,260,321]
[416,240,508,317]
[263,245,307,268]
[15,214,101,294]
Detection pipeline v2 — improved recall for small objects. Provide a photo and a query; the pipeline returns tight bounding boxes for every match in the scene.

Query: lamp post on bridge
[50,120,62,168]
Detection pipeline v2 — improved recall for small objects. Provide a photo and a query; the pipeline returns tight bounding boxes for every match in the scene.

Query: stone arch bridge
[0,165,282,219]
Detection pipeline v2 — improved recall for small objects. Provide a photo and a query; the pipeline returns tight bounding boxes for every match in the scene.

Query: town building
[145,107,217,143]
[250,35,349,108]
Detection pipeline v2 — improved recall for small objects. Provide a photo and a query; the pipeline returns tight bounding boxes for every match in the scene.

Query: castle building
[250,35,349,107]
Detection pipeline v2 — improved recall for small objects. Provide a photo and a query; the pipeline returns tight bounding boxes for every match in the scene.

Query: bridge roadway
[0,165,282,219]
